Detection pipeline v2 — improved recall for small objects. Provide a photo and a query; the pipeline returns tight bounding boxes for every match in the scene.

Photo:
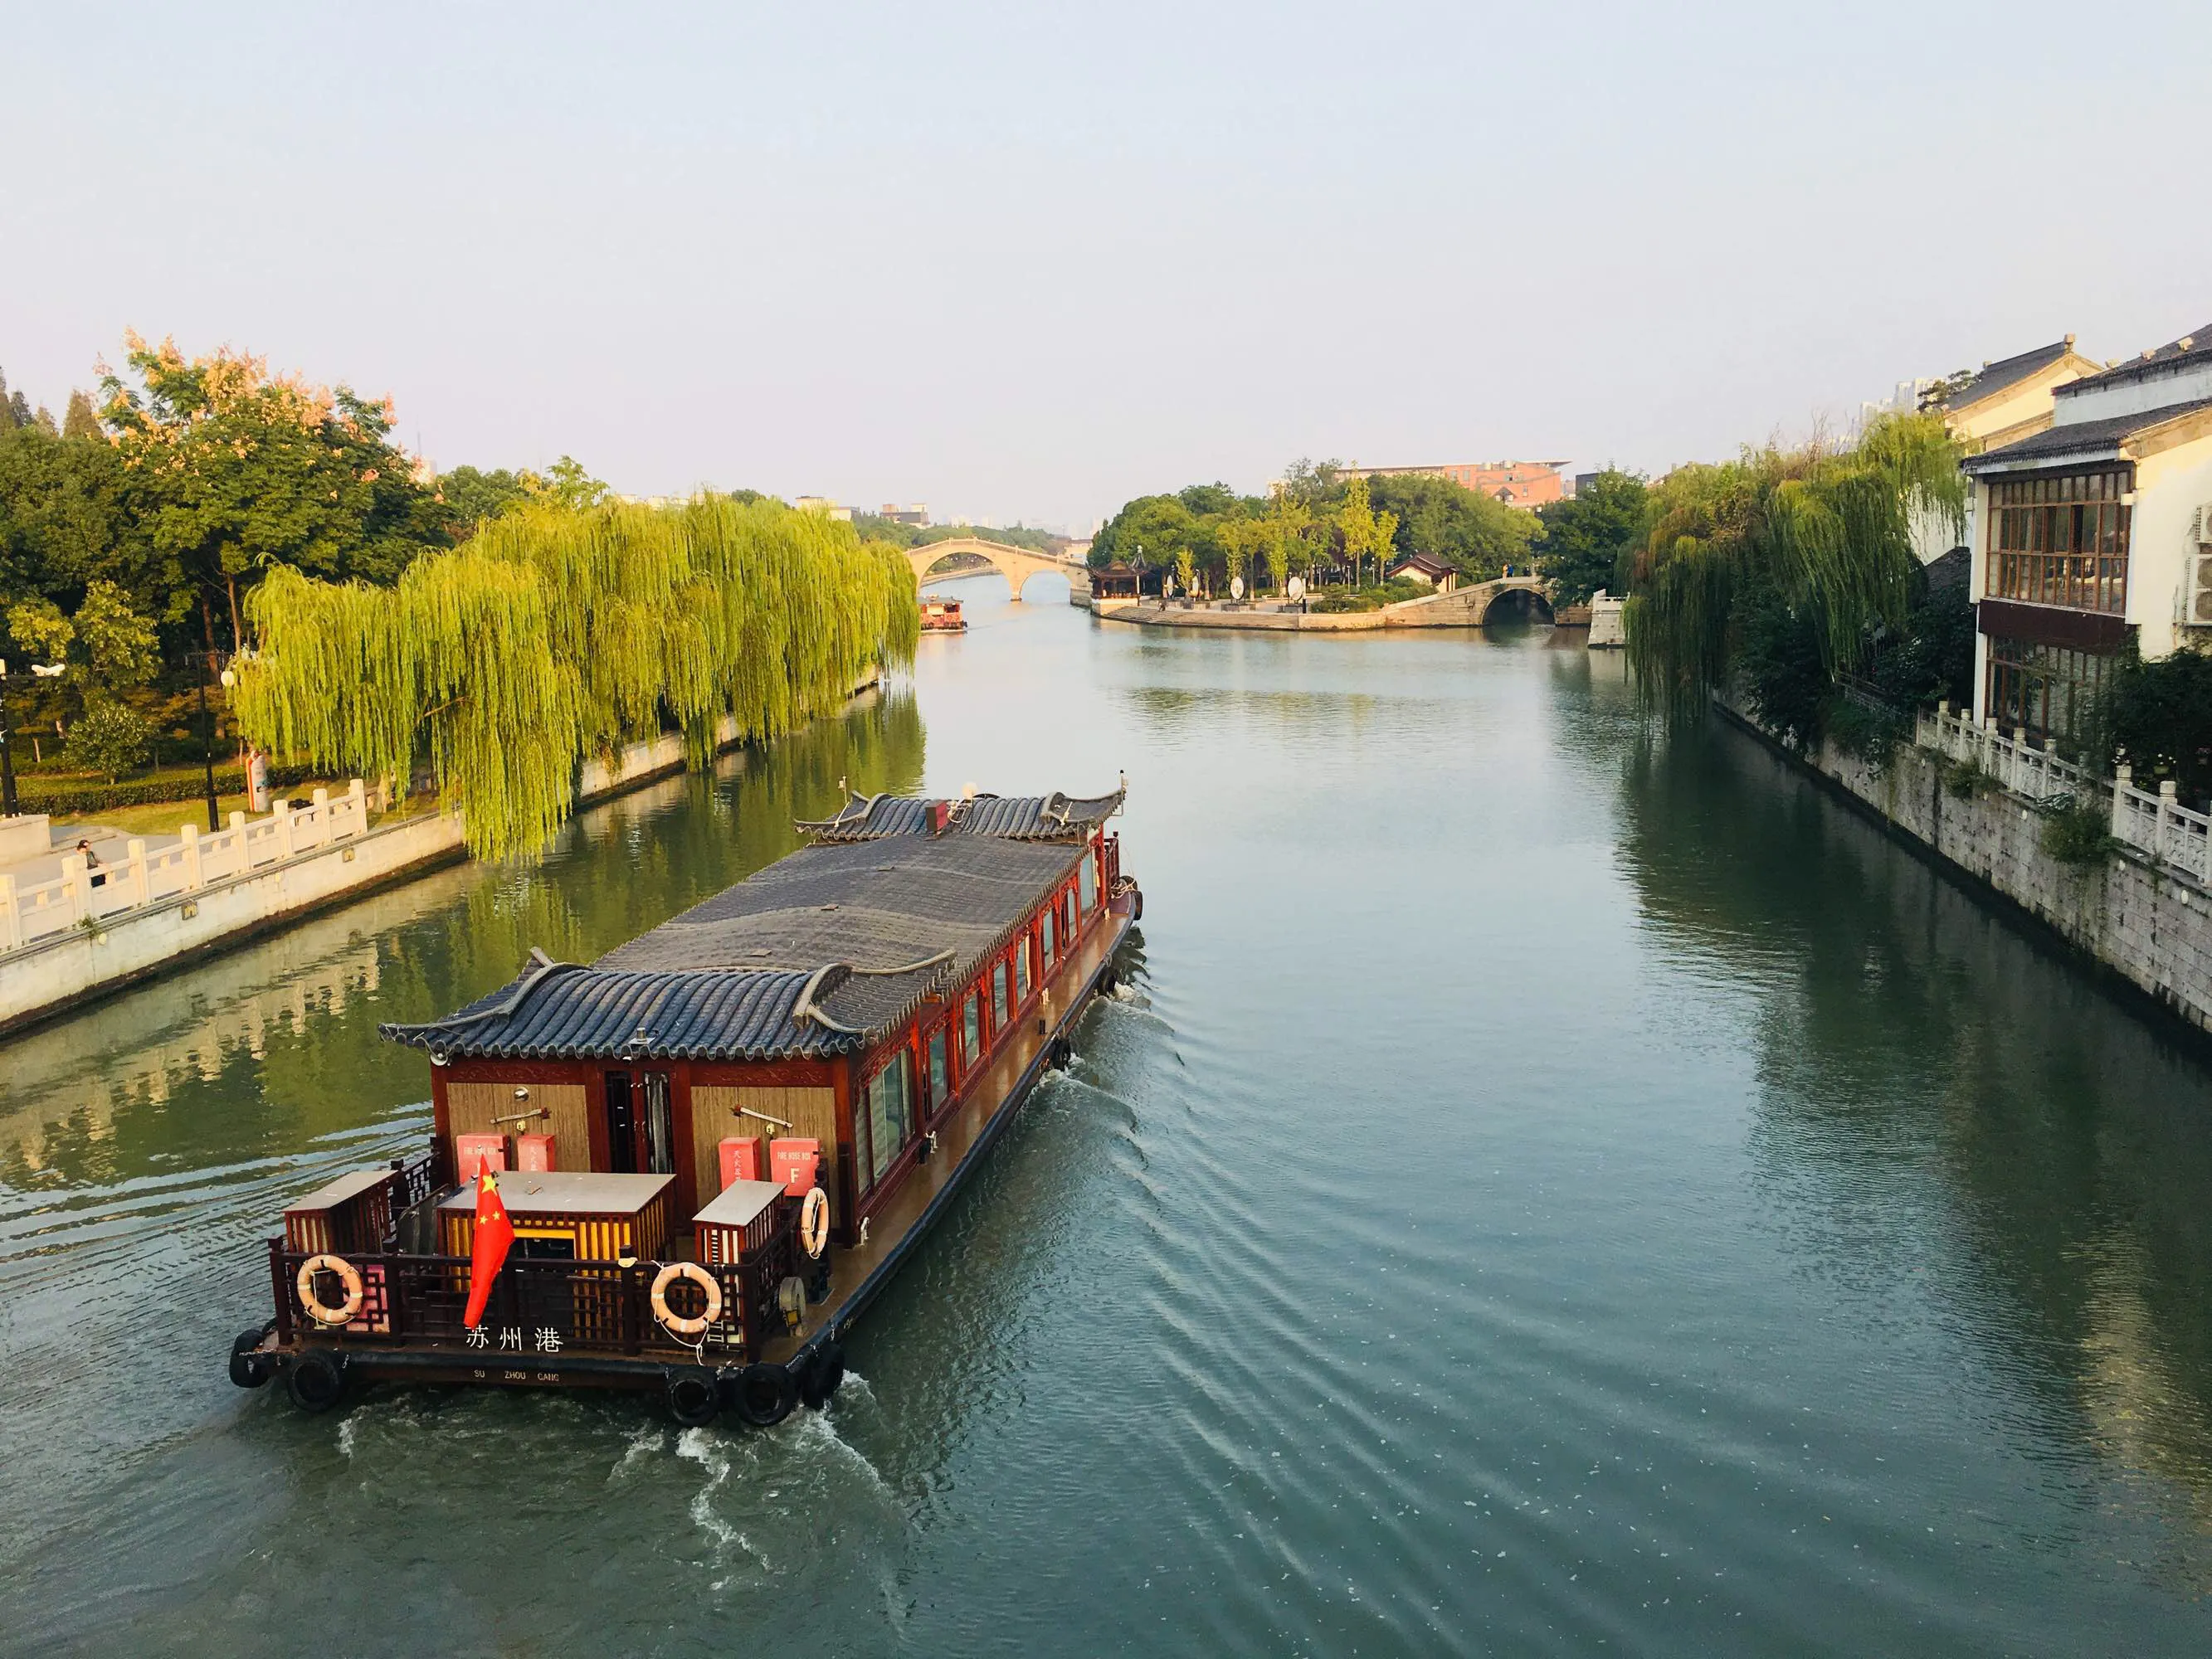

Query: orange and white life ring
[650,1261,724,1336]
[800,1186,831,1259]
[297,1253,365,1327]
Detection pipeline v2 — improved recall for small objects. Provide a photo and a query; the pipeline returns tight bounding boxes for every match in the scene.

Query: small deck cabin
[920,594,967,632]
[236,786,1137,1420]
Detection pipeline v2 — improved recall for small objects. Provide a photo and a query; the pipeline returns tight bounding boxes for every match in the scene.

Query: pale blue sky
[4,2,2207,530]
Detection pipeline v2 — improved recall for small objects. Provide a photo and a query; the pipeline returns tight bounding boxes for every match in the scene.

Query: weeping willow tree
[234,495,920,858]
[1624,411,1966,726]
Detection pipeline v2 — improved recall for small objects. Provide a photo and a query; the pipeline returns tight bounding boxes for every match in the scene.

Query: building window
[927,1026,949,1113]
[962,992,982,1074]
[1988,468,2130,614]
[1986,636,2116,749]
[860,1050,914,1192]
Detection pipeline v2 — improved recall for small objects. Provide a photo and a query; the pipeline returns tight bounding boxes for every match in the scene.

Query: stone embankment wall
[1717,700,2212,1037]
[0,679,883,1036]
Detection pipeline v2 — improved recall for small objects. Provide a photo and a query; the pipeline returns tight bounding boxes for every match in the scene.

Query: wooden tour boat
[919,594,967,633]
[227,784,1142,1427]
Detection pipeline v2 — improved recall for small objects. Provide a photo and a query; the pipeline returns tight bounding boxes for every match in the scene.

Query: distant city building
[795,495,854,523]
[879,503,931,528]
[1339,460,1570,509]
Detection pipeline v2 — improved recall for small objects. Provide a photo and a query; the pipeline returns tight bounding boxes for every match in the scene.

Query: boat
[919,594,967,632]
[226,785,1142,1427]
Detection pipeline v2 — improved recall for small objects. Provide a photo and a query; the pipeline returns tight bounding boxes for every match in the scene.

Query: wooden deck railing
[0,781,371,954]
[271,1202,799,1360]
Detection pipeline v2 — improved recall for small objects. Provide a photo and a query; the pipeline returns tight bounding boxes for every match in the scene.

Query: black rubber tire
[665,1366,720,1428]
[228,1328,274,1389]
[285,1350,346,1413]
[733,1361,797,1428]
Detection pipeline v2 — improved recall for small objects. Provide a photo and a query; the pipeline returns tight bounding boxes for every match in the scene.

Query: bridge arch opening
[1480,586,1555,627]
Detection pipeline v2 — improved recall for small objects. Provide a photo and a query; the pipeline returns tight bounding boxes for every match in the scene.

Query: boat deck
[765,896,1133,1363]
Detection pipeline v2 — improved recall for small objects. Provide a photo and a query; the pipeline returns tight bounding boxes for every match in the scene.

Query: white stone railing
[1914,706,2212,886]
[0,780,370,954]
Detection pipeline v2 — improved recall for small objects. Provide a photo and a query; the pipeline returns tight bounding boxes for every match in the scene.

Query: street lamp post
[186,649,230,833]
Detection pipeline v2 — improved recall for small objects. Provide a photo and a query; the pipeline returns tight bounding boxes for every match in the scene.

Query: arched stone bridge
[1386,572,1556,627]
[909,537,1090,601]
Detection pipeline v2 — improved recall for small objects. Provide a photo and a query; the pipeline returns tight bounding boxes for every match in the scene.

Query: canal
[3,581,2210,1655]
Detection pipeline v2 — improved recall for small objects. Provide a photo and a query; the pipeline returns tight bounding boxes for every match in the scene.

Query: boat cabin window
[927,1026,950,1112]
[602,1070,677,1177]
[962,992,982,1076]
[1015,937,1031,1002]
[993,961,1011,1027]
[514,1230,577,1261]
[1079,854,1097,913]
[859,1050,914,1192]
[1041,908,1055,968]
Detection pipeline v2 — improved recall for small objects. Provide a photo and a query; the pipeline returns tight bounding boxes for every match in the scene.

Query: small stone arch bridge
[1386,572,1557,627]
[909,537,1090,601]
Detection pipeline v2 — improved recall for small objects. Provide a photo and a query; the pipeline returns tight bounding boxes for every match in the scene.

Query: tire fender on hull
[285,1349,348,1413]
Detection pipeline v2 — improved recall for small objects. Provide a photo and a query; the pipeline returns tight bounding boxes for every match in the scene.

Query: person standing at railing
[76,839,105,888]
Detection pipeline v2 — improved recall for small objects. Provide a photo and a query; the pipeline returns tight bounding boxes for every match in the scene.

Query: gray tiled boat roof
[1961,397,2212,472]
[379,797,1105,1063]
[796,787,1122,842]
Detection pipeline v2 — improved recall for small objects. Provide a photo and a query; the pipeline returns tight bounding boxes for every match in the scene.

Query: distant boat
[920,594,967,633]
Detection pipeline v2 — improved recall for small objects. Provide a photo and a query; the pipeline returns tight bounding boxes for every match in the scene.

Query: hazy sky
[5,2,2207,531]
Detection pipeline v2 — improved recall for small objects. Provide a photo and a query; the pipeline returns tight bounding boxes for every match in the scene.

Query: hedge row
[16,763,321,818]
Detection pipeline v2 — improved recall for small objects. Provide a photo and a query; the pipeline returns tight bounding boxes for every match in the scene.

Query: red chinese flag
[462,1160,517,1330]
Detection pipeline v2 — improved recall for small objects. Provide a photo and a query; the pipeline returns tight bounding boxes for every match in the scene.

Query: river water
[3,579,2210,1656]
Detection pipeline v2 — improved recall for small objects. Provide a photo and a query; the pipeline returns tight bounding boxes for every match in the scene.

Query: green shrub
[1826,695,1907,768]
[2040,800,2115,868]
[15,761,317,816]
[1942,757,1998,800]
[66,700,153,782]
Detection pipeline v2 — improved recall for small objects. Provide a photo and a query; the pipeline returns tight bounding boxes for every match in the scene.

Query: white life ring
[650,1261,724,1336]
[800,1186,831,1259]
[297,1253,366,1327]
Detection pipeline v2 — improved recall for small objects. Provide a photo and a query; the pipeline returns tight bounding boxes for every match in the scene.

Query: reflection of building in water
[2,941,384,1170]
[2077,1245,2212,1565]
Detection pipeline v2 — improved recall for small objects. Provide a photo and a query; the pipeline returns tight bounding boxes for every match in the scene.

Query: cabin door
[602,1069,677,1177]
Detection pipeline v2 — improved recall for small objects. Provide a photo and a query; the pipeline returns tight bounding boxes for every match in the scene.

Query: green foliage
[14,760,314,816]
[2039,801,2115,868]
[66,698,154,782]
[1627,412,1965,722]
[235,494,919,859]
[100,332,452,640]
[61,390,102,441]
[73,580,161,688]
[436,465,533,536]
[527,456,609,513]
[1864,566,1974,713]
[2091,647,2212,809]
[1535,469,1646,605]
[1825,695,1908,768]
[1310,576,1430,613]
[1942,757,1999,800]
[6,596,73,660]
[1731,567,1830,751]
[0,421,157,617]
[1366,470,1537,586]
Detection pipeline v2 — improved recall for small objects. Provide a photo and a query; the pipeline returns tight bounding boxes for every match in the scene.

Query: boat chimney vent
[928,800,953,835]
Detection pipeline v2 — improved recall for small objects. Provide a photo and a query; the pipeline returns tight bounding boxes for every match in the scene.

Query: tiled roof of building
[1387,551,1453,577]
[1940,339,2078,411]
[379,813,1099,1062]
[797,786,1122,843]
[2062,324,2212,394]
[1961,397,2212,471]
